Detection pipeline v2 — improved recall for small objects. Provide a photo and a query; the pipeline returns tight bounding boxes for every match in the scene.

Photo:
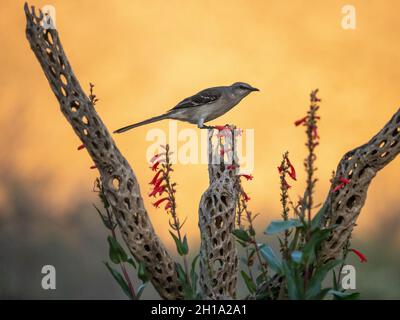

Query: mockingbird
[114,82,259,133]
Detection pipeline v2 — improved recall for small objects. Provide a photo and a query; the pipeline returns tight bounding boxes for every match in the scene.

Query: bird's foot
[199,124,237,131]
[199,124,215,130]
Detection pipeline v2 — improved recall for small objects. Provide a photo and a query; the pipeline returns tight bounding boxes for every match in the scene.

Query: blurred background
[0,0,399,299]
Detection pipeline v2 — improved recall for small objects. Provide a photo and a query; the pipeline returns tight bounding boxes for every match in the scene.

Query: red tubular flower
[149,184,166,197]
[332,177,351,192]
[350,248,367,263]
[215,125,228,131]
[242,191,251,202]
[151,161,160,171]
[153,177,164,190]
[340,177,350,184]
[332,184,343,192]
[227,164,237,170]
[77,144,85,150]
[277,166,283,173]
[312,127,319,140]
[287,158,297,181]
[150,153,161,163]
[153,197,169,208]
[90,165,97,169]
[165,201,172,210]
[283,178,291,189]
[294,116,308,126]
[238,174,253,181]
[149,170,163,185]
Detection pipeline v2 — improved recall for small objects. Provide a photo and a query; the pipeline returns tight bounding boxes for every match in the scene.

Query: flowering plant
[231,90,366,300]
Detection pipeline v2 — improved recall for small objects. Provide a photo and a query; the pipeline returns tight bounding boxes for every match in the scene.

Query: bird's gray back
[168,86,226,112]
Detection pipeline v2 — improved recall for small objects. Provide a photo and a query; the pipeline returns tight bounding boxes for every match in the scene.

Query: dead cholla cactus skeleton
[24,3,400,300]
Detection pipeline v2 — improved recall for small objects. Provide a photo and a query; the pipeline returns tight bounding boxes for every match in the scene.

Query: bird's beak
[250,87,260,92]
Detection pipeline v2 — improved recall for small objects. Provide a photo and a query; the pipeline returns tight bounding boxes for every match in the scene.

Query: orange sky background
[1,0,400,251]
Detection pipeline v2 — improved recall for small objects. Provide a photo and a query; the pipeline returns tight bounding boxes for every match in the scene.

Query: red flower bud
[151,161,160,171]
[294,116,308,126]
[152,197,169,208]
[242,191,251,202]
[149,170,163,185]
[150,153,161,163]
[287,158,297,181]
[149,185,166,197]
[90,165,97,169]
[350,248,367,263]
[215,125,228,131]
[312,126,319,140]
[332,177,351,192]
[283,178,291,189]
[340,177,350,184]
[165,202,172,210]
[77,144,85,150]
[238,174,253,181]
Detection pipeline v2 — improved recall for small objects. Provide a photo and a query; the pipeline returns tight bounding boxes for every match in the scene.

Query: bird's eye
[239,85,246,90]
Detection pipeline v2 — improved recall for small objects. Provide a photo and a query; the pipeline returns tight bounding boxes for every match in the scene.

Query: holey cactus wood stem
[199,128,239,299]
[319,109,400,262]
[24,3,183,299]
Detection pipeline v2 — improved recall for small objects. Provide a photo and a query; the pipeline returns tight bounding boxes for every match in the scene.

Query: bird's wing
[168,87,222,111]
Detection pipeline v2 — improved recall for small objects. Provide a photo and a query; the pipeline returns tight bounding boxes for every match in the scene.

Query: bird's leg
[198,119,215,130]
[200,125,216,129]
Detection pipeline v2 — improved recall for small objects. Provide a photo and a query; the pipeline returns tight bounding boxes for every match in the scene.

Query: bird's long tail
[113,114,170,133]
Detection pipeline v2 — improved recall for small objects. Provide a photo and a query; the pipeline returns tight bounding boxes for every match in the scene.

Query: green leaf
[190,255,200,293]
[291,250,303,264]
[175,263,193,299]
[93,204,112,229]
[260,245,282,274]
[282,261,302,300]
[302,229,331,265]
[136,283,147,300]
[232,229,250,242]
[311,203,328,231]
[241,271,256,294]
[127,256,137,269]
[182,235,189,255]
[264,219,302,235]
[330,290,360,300]
[332,269,339,291]
[104,262,132,299]
[169,231,188,256]
[312,287,331,300]
[107,236,128,264]
[256,271,267,286]
[289,227,300,251]
[138,262,149,282]
[236,239,249,248]
[99,192,110,208]
[306,259,342,299]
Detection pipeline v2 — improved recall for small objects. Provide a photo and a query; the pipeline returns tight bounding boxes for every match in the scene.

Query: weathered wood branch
[320,109,400,262]
[24,3,183,299]
[198,129,239,299]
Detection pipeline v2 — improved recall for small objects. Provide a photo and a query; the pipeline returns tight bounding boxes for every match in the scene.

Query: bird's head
[230,82,259,99]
